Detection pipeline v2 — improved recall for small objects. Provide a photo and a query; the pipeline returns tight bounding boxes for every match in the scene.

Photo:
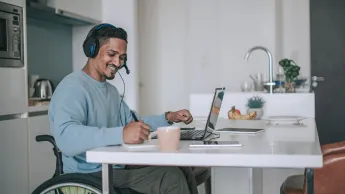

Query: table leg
[211,167,263,194]
[102,164,113,194]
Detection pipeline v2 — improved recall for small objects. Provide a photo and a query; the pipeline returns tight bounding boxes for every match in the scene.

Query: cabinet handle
[311,76,325,81]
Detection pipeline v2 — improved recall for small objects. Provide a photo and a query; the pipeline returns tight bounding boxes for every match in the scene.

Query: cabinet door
[0,68,27,116]
[55,0,102,23]
[1,0,25,7]
[28,114,56,193]
[0,118,29,194]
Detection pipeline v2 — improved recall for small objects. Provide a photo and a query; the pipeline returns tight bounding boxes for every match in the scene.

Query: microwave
[0,2,24,67]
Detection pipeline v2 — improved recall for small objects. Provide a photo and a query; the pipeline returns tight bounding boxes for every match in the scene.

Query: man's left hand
[166,109,193,124]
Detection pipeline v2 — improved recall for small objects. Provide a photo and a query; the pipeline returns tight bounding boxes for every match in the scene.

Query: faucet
[244,46,275,94]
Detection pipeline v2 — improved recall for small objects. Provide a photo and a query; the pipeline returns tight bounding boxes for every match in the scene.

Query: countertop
[28,98,50,113]
[28,105,49,113]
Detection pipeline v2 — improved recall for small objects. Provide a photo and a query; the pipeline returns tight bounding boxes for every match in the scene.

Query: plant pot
[285,81,296,93]
[247,108,263,119]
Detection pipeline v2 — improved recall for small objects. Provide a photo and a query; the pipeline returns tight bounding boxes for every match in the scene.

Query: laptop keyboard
[180,129,204,140]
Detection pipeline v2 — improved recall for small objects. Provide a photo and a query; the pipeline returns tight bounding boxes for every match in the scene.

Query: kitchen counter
[176,117,316,143]
[188,92,317,194]
[28,105,49,113]
[28,98,50,113]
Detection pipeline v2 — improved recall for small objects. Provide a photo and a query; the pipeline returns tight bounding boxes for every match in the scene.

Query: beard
[105,73,115,80]
[104,63,120,80]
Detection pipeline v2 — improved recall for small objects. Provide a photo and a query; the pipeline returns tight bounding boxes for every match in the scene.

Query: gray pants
[91,165,198,194]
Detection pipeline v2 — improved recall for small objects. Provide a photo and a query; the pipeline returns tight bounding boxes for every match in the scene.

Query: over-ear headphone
[83,23,130,74]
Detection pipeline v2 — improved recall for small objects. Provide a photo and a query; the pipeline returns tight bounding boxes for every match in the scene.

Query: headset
[82,23,130,74]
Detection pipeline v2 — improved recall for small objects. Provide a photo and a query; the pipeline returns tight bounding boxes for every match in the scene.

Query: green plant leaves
[246,95,265,109]
[278,58,300,82]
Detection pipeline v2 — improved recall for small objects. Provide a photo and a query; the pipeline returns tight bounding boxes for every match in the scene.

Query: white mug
[149,126,180,152]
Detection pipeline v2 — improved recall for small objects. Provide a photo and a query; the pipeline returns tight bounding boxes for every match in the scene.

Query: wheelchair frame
[31,135,140,194]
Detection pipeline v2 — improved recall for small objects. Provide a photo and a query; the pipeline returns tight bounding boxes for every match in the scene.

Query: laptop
[179,87,226,140]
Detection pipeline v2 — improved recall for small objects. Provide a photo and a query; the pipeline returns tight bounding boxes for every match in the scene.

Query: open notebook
[122,140,158,150]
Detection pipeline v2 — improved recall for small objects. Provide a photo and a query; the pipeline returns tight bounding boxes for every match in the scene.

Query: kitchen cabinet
[0,118,29,194]
[28,114,55,193]
[0,69,27,116]
[2,0,25,7]
[54,0,102,23]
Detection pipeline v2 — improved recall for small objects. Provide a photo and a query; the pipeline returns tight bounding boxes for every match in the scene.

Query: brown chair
[281,141,345,194]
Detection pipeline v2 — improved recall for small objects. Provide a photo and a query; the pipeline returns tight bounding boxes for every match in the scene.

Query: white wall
[137,0,161,116]
[72,0,139,111]
[138,0,310,115]
[280,0,310,79]
[72,27,94,70]
[102,0,139,111]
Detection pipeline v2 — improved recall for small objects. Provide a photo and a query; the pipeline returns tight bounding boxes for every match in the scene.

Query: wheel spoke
[38,183,101,194]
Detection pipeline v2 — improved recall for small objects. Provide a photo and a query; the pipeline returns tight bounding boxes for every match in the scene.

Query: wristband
[165,111,173,125]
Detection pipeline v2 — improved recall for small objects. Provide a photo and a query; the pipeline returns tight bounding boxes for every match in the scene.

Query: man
[48,23,200,194]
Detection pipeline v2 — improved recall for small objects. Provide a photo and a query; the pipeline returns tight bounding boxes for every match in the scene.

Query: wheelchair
[31,135,141,194]
[31,135,211,194]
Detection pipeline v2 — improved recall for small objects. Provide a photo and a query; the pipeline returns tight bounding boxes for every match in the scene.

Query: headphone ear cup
[83,37,99,58]
[83,23,116,58]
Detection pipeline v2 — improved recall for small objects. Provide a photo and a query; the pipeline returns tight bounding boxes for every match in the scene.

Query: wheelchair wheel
[32,173,102,194]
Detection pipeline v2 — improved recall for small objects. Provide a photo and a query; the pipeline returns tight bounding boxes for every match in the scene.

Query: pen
[130,110,139,122]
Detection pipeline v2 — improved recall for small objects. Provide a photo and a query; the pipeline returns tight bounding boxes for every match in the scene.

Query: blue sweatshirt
[48,71,171,173]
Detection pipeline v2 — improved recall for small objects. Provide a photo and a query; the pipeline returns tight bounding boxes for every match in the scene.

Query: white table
[86,118,322,194]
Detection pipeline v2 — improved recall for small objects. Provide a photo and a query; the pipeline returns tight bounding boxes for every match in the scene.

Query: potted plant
[246,95,265,119]
[278,58,301,93]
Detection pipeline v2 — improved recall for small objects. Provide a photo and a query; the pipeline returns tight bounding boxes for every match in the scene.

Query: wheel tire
[31,173,143,194]
[31,173,102,194]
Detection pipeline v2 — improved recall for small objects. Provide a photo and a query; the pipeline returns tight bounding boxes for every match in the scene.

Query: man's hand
[166,109,193,124]
[123,121,151,144]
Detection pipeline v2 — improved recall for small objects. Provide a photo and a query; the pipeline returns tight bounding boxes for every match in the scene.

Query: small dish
[262,116,307,125]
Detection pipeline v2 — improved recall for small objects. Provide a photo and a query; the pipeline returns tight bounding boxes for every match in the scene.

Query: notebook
[216,128,265,134]
[122,140,158,150]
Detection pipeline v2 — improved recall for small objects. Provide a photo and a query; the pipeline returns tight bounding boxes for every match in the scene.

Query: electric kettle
[33,79,53,99]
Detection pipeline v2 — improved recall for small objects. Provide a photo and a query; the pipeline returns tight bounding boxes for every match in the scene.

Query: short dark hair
[95,26,128,46]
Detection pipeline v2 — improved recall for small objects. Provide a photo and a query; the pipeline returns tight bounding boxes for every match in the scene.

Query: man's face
[94,38,127,80]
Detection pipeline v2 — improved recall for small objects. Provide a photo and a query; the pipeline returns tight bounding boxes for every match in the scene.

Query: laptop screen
[206,87,225,130]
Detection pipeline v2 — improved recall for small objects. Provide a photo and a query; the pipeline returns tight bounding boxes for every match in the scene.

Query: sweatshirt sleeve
[49,86,124,157]
[141,114,171,131]
[118,101,171,132]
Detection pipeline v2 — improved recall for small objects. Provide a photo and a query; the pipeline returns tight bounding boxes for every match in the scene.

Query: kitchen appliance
[0,1,24,67]
[33,79,53,99]
[0,2,29,193]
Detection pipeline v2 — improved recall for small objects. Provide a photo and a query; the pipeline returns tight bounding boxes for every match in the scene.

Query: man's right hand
[123,121,151,144]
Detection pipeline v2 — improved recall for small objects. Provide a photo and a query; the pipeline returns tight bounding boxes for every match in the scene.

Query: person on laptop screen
[48,23,208,194]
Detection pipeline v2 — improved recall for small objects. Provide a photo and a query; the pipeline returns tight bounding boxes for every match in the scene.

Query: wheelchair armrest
[36,135,64,176]
[36,135,58,148]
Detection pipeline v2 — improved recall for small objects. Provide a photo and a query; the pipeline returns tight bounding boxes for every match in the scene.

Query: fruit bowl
[228,106,257,120]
